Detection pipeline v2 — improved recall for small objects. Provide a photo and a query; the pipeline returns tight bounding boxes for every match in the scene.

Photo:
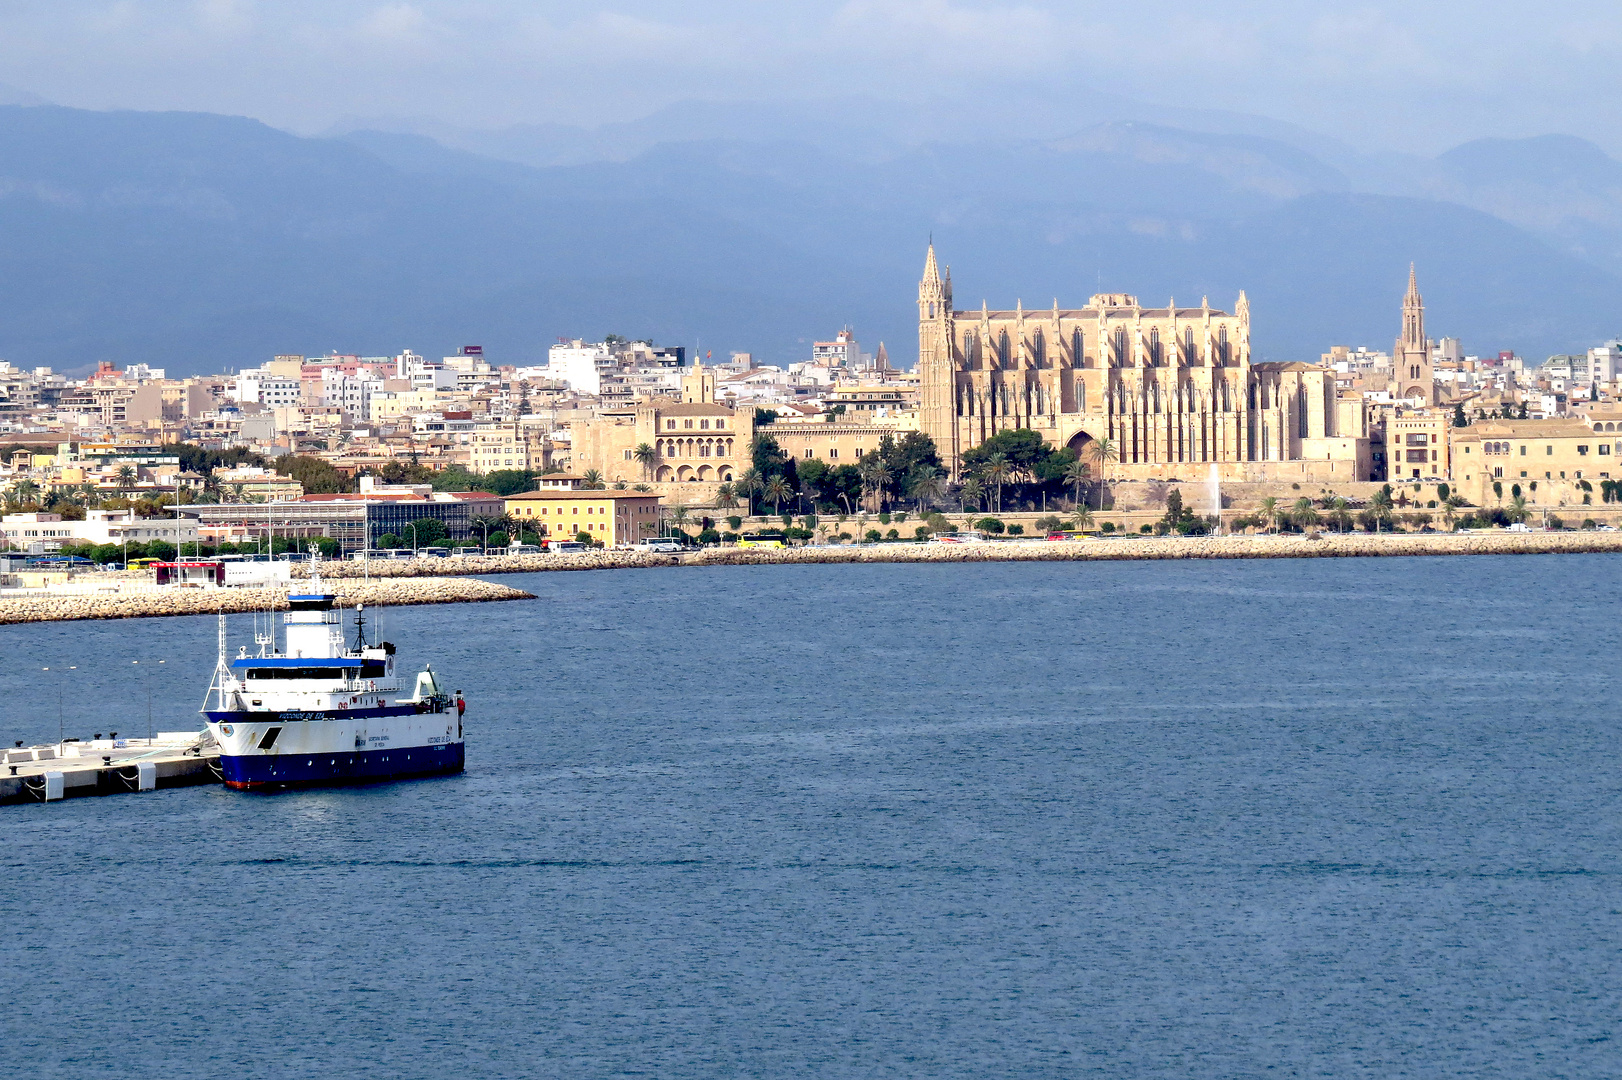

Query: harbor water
[3,557,1620,1077]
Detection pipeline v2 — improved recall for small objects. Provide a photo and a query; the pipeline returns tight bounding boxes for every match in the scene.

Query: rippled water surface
[3,557,1621,1078]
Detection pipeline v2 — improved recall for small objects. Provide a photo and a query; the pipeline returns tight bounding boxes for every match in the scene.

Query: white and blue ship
[202,563,464,790]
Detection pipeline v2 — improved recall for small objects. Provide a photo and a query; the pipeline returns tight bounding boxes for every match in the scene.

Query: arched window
[1032,329,1045,366]
[1218,325,1230,365]
[998,330,1010,367]
[1073,329,1085,368]
[1149,327,1161,365]
[1076,378,1086,411]
[1113,327,1128,364]
[1184,327,1195,362]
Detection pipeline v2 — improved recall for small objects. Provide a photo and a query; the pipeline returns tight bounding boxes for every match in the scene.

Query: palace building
[915,245,1374,481]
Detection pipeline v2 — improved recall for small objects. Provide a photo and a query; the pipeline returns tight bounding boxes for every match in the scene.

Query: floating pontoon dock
[1,732,220,804]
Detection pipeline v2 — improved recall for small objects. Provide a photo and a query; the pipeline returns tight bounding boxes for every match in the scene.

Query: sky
[0,1,1616,155]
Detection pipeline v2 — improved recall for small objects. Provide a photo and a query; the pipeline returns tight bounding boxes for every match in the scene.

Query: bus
[737,532,787,549]
[127,557,163,570]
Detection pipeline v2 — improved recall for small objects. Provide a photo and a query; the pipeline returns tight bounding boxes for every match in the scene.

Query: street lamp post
[42,665,77,743]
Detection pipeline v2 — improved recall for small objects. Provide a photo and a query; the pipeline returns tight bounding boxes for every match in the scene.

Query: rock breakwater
[0,577,532,626]
[301,531,1622,579]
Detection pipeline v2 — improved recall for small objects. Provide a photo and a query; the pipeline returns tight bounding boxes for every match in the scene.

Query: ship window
[360,661,387,678]
[246,667,349,680]
[258,727,282,750]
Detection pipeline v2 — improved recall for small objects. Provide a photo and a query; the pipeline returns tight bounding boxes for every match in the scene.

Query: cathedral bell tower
[918,242,958,472]
[1393,264,1435,406]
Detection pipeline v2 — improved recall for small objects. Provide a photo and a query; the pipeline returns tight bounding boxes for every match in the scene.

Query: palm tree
[859,456,893,512]
[1441,494,1465,530]
[1292,497,1319,530]
[959,477,984,511]
[982,453,1012,514]
[1259,496,1280,534]
[714,482,738,509]
[116,464,137,495]
[632,443,657,482]
[763,475,792,515]
[1507,494,1529,524]
[735,468,764,514]
[1085,438,1119,510]
[580,469,605,490]
[906,466,946,510]
[669,504,693,537]
[1061,458,1091,508]
[1068,504,1095,532]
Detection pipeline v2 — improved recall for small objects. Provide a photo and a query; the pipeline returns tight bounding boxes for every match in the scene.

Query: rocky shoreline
[0,576,533,626]
[302,530,1622,577]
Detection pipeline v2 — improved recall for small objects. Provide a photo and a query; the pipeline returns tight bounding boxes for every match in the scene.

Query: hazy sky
[0,1,1616,154]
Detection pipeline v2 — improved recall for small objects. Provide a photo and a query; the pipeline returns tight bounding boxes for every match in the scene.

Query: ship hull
[221,739,464,790]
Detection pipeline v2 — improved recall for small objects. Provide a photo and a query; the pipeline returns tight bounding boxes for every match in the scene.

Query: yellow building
[1454,419,1619,508]
[1386,409,1450,480]
[504,490,663,546]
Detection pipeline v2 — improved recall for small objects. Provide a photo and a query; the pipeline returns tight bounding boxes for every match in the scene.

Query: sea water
[2,556,1619,1078]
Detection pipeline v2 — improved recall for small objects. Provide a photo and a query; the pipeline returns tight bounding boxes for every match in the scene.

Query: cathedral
[915,245,1372,482]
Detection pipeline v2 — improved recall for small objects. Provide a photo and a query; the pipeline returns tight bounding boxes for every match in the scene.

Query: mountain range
[0,95,1620,376]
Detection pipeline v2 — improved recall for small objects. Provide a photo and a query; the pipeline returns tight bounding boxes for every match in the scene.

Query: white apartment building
[548,340,619,396]
[1588,342,1621,385]
[1,509,198,551]
[234,368,302,408]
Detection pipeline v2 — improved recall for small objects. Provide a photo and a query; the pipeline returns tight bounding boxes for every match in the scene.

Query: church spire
[1402,263,1424,349]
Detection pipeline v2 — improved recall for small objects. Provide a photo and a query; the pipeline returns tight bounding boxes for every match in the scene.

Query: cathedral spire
[922,242,941,287]
[1401,264,1425,349]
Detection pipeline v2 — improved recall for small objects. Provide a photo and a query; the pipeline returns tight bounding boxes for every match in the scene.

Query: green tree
[1292,497,1320,530]
[1086,437,1119,510]
[116,464,137,495]
[959,477,985,511]
[714,482,738,509]
[763,475,793,514]
[1259,496,1280,533]
[735,468,765,513]
[579,469,606,490]
[480,470,537,496]
[632,443,657,482]
[1061,457,1091,508]
[858,454,893,511]
[982,453,1012,513]
[1069,504,1095,532]
[905,464,946,510]
[277,455,351,494]
[1452,403,1468,427]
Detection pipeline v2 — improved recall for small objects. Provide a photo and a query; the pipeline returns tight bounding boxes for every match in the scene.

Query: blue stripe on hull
[222,741,464,790]
[206,704,422,723]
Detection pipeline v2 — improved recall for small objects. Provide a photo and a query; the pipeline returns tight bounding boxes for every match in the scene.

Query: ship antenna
[352,603,368,650]
[309,540,323,593]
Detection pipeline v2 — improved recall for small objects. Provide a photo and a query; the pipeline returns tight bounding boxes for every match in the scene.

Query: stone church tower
[1393,265,1435,405]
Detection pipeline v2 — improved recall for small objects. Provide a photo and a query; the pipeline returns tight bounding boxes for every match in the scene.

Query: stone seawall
[302,531,1622,579]
[0,577,532,626]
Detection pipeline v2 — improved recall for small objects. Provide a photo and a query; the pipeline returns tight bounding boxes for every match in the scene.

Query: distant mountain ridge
[0,102,1618,376]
